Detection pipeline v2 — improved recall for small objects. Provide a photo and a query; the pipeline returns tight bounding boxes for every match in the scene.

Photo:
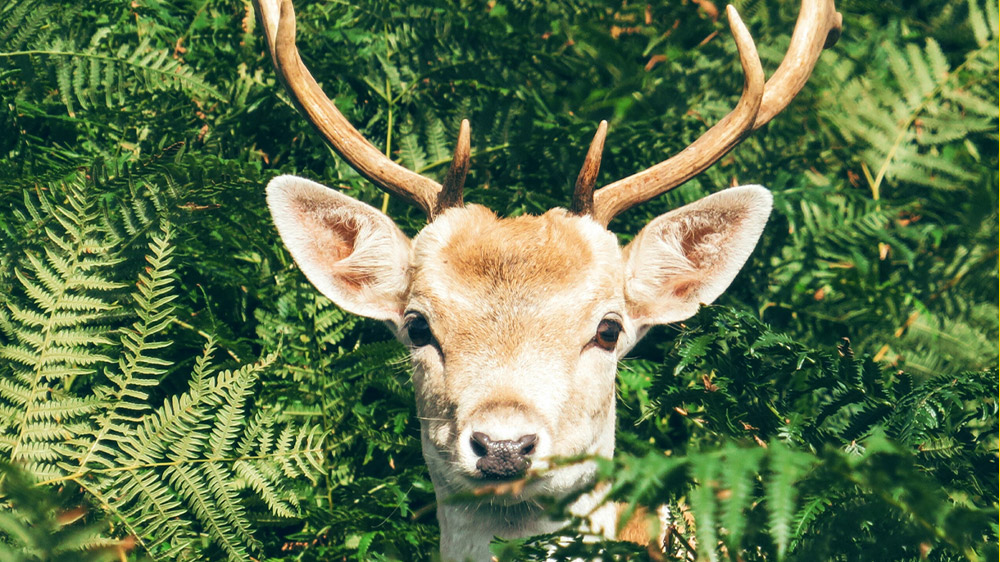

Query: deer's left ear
[623,185,772,326]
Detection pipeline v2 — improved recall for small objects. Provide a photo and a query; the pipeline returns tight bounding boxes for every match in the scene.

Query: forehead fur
[410,205,621,300]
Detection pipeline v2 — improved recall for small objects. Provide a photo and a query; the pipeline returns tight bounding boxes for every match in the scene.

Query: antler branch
[436,119,471,214]
[586,0,841,226]
[255,0,470,219]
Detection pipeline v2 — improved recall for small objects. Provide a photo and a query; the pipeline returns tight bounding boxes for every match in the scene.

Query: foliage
[0,0,996,560]
[0,461,120,561]
[0,175,323,559]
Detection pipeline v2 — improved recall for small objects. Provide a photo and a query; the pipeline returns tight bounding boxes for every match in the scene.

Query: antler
[255,0,469,219]
[577,0,842,226]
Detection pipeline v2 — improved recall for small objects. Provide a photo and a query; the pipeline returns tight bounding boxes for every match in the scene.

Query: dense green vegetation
[0,0,996,560]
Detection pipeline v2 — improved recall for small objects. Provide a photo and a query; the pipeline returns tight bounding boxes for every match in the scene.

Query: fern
[0,178,123,479]
[719,444,764,554]
[0,0,56,53]
[81,225,175,473]
[0,172,324,560]
[765,442,813,560]
[890,303,999,376]
[1,13,223,118]
[822,3,998,194]
[689,457,721,562]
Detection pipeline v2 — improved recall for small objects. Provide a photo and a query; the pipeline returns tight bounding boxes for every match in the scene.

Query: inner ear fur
[266,175,411,324]
[623,185,772,325]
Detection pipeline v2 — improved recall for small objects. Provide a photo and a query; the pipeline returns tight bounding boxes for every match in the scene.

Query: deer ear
[266,175,410,325]
[623,185,772,326]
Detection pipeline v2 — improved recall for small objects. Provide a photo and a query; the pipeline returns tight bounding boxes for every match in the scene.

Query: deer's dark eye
[594,319,623,351]
[406,313,435,348]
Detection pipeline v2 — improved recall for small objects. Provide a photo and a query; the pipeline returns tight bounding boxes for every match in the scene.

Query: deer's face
[405,206,625,495]
[266,175,772,501]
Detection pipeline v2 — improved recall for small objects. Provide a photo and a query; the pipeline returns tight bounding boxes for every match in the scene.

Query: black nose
[470,432,537,479]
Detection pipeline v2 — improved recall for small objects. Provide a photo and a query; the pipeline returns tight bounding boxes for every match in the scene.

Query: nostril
[470,432,490,457]
[517,434,537,456]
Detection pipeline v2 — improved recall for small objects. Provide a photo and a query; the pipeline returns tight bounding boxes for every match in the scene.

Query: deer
[253,0,841,559]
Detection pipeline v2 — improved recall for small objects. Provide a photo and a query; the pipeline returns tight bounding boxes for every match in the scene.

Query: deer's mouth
[454,469,553,506]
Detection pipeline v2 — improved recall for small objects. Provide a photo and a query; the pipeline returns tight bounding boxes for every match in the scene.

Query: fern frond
[2,30,223,117]
[788,494,831,552]
[77,222,176,473]
[823,24,998,193]
[0,178,123,477]
[765,442,815,560]
[688,456,720,562]
[397,126,429,172]
[166,464,250,559]
[719,445,765,552]
[234,459,298,519]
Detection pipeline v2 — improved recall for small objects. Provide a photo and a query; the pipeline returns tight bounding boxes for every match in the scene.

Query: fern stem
[73,477,155,559]
[172,317,241,361]
[169,464,246,559]
[8,186,114,461]
[415,143,511,175]
[34,448,327,487]
[0,50,222,98]
[868,38,998,197]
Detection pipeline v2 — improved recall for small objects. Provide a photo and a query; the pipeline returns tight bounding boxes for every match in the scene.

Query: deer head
[255,0,841,558]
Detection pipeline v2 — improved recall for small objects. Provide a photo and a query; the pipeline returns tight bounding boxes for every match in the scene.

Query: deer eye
[594,318,623,351]
[405,313,435,348]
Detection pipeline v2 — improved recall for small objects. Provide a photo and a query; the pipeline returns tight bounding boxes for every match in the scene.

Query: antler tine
[590,0,841,226]
[755,0,842,128]
[256,0,446,217]
[570,120,608,216]
[435,119,471,215]
[590,6,764,226]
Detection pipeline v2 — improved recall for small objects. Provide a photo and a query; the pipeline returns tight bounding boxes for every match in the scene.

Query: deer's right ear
[266,175,411,325]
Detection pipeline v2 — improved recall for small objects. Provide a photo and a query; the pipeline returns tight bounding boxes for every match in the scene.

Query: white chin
[457,461,597,502]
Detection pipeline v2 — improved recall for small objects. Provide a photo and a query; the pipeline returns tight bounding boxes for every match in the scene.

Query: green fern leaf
[689,455,721,562]
[720,445,765,552]
[765,442,815,560]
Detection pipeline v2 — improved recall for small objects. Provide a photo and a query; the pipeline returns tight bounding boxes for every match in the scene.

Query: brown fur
[440,207,594,293]
[616,503,658,545]
[470,395,534,419]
